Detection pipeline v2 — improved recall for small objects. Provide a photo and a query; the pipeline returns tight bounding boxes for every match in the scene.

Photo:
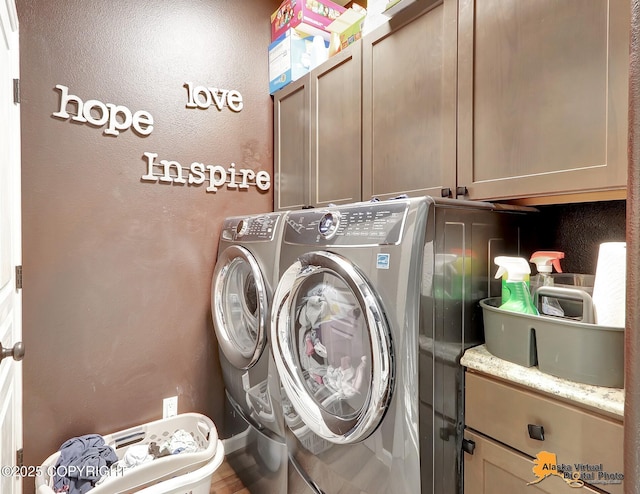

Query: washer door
[271,251,393,444]
[212,245,268,369]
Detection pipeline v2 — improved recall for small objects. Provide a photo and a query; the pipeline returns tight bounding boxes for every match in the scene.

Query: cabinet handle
[441,188,451,198]
[456,186,468,198]
[527,424,545,441]
[462,438,476,455]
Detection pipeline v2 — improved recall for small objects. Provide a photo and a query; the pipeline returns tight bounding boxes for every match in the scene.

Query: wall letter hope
[52,84,154,136]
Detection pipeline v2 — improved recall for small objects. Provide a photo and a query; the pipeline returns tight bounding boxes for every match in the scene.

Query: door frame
[0,1,23,493]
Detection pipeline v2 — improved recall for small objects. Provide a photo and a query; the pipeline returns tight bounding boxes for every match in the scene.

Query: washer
[211,212,288,494]
[271,198,427,494]
[270,198,527,494]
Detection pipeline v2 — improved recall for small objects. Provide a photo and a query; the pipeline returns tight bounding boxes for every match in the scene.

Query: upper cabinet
[273,0,630,208]
[362,0,457,200]
[457,0,630,202]
[274,75,310,211]
[274,42,362,211]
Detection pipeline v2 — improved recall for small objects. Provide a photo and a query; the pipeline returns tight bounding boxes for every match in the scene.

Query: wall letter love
[184,82,244,112]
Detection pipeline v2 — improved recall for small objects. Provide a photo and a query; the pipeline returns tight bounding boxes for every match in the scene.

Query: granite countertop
[461,344,624,420]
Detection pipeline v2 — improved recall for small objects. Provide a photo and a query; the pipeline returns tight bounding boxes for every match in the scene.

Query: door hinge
[16,448,23,468]
[13,79,20,104]
[15,265,22,290]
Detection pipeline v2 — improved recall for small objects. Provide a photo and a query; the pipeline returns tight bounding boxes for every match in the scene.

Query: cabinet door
[457,0,630,201]
[274,76,311,211]
[465,372,623,494]
[310,41,362,207]
[464,430,602,494]
[362,0,457,200]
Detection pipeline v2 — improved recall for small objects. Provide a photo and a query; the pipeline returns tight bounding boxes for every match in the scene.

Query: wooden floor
[209,459,250,494]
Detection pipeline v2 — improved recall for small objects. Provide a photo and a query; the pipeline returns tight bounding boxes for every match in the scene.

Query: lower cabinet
[464,430,601,494]
[464,372,624,494]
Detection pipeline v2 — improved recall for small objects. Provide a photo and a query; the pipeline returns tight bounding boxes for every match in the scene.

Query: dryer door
[212,245,268,369]
[271,250,393,444]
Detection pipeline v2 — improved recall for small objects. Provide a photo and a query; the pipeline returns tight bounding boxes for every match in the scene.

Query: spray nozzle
[494,256,531,282]
[529,251,565,274]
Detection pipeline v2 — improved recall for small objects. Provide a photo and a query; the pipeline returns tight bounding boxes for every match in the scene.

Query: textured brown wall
[17,0,280,490]
[525,200,626,274]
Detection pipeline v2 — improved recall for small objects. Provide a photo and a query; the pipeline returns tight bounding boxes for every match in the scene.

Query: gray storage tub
[480,293,624,388]
[480,298,538,367]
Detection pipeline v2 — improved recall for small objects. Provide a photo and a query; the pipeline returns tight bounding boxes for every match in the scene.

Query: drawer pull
[462,438,476,455]
[527,424,545,441]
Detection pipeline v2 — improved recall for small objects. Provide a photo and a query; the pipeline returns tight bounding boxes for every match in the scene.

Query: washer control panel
[284,201,412,246]
[222,214,280,241]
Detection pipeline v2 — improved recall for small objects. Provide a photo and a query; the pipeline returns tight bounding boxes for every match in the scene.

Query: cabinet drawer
[464,430,602,494]
[465,372,623,494]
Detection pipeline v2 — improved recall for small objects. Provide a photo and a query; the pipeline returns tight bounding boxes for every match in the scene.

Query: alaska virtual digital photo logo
[527,451,623,488]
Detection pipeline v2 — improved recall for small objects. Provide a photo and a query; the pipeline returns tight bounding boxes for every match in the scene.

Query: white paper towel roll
[592,242,626,327]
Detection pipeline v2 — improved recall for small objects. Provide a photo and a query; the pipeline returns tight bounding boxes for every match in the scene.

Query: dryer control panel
[284,201,412,246]
[222,214,280,242]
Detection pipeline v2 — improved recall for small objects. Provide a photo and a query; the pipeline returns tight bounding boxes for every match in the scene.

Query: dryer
[271,198,428,494]
[211,212,287,494]
[270,198,527,494]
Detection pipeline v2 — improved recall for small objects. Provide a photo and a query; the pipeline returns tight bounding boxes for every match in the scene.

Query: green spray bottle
[494,256,539,315]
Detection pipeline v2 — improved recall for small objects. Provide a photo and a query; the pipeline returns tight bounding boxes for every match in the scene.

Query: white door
[0,1,23,494]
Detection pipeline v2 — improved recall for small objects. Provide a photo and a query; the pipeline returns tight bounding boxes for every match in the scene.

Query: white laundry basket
[35,413,224,494]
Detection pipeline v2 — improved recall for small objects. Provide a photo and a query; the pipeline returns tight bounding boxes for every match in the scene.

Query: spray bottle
[494,256,539,315]
[496,257,530,305]
[530,251,565,317]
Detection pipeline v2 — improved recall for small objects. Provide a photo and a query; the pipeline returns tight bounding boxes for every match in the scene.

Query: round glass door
[212,245,268,369]
[271,251,393,444]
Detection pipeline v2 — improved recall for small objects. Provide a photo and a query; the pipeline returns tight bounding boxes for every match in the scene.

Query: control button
[236,219,249,236]
[318,212,340,238]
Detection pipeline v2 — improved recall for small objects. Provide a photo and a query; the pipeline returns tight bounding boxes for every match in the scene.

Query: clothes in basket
[36,413,222,494]
[96,429,201,486]
[52,434,118,494]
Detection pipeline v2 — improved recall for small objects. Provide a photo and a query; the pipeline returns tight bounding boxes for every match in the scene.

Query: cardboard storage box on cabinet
[364,0,390,35]
[271,0,346,41]
[327,6,367,53]
[269,29,314,94]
